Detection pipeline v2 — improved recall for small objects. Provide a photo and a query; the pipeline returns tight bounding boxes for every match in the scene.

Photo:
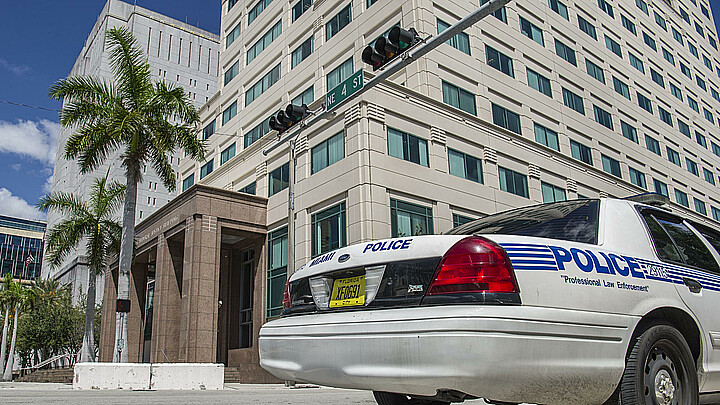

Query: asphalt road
[0,383,491,404]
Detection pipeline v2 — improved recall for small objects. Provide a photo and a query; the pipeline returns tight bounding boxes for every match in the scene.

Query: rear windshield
[445,199,600,245]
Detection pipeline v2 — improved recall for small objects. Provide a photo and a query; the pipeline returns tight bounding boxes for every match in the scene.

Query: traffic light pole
[263,0,512,274]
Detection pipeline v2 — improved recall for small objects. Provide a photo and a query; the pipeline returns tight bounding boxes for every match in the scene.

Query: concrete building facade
[0,215,45,280]
[102,0,720,378]
[46,0,220,302]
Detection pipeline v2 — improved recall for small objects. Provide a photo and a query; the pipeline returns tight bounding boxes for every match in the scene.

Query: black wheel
[616,323,698,405]
[373,391,450,405]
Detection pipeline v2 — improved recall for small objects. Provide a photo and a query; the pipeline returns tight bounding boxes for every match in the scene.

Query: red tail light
[282,280,291,310]
[427,236,518,295]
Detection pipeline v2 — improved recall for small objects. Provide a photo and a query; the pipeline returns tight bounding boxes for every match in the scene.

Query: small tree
[38,174,123,362]
[0,274,12,371]
[1,277,36,381]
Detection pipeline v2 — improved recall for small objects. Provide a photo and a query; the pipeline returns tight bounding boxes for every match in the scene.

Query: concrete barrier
[73,363,150,390]
[73,363,225,390]
[150,363,224,390]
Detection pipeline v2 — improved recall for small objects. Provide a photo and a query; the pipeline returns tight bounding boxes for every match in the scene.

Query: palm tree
[48,26,205,362]
[2,277,37,381]
[38,174,124,363]
[0,274,12,371]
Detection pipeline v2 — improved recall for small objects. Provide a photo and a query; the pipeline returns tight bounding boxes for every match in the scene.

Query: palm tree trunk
[0,306,8,369]
[3,306,19,381]
[80,271,97,362]
[113,170,139,363]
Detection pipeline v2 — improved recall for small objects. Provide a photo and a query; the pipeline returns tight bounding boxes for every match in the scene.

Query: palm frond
[48,75,115,105]
[44,218,90,269]
[172,123,206,162]
[37,192,90,218]
[65,123,120,173]
[148,82,200,125]
[106,27,151,109]
[58,99,113,128]
[149,145,176,191]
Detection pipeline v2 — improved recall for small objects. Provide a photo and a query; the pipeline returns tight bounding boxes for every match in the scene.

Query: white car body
[259,199,720,404]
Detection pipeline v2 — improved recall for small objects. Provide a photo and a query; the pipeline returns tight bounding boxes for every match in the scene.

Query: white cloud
[42,174,53,194]
[0,58,30,76]
[0,188,44,220]
[11,164,21,171]
[0,119,60,166]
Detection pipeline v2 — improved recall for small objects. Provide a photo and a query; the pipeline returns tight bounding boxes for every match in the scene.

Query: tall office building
[0,215,45,281]
[45,0,220,301]
[101,0,720,377]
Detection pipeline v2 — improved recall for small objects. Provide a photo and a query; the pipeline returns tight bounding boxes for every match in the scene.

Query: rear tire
[614,323,698,405]
[372,391,450,405]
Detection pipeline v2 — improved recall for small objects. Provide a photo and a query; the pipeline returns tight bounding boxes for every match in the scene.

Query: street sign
[326,69,363,111]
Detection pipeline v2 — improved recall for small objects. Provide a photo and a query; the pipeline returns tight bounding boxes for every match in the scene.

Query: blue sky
[2,1,720,220]
[0,0,220,220]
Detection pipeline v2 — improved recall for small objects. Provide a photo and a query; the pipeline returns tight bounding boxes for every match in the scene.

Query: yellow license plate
[329,275,366,308]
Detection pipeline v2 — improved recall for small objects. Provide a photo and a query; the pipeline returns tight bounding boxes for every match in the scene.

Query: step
[15,368,74,383]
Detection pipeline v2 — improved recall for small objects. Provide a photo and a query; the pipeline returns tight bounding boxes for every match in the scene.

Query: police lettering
[550,246,645,279]
[309,252,335,267]
[363,239,412,253]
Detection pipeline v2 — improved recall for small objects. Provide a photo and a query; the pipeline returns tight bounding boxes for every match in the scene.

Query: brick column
[127,261,147,363]
[150,235,183,362]
[98,268,117,362]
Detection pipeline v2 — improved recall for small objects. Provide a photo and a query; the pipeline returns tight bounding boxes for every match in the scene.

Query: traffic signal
[269,103,309,134]
[362,27,420,71]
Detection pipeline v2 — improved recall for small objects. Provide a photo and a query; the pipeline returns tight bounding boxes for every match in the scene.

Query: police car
[259,196,720,405]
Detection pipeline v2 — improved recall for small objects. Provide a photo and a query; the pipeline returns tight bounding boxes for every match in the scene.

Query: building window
[688,97,699,112]
[238,182,256,195]
[562,88,585,115]
[541,182,566,203]
[594,105,613,129]
[605,35,622,57]
[481,0,507,22]
[228,0,239,11]
[621,15,636,35]
[311,131,344,174]
[491,103,522,134]
[643,32,657,51]
[645,135,661,156]
[670,83,682,101]
[713,142,720,158]
[650,68,664,88]
[629,167,646,188]
[268,163,289,196]
[686,158,699,176]
[486,45,514,77]
[291,86,314,106]
[534,123,559,150]
[697,76,707,91]
[695,199,707,216]
[182,173,194,192]
[688,42,699,58]
[675,190,689,207]
[200,159,214,179]
[613,77,630,100]
[680,7,690,23]
[453,214,475,228]
[245,118,270,148]
[570,140,593,165]
[666,147,681,166]
[247,21,282,65]
[391,199,433,237]
[326,3,351,41]
[527,68,552,97]
[442,81,477,115]
[222,101,237,125]
[637,92,652,114]
[658,106,672,126]
[678,120,690,137]
[636,0,648,14]
[598,0,614,17]
[226,22,241,48]
[203,120,215,140]
[680,63,692,79]
[548,0,568,20]
[672,27,684,45]
[292,0,312,22]
[498,166,529,198]
[520,17,544,46]
[578,16,597,40]
[713,207,720,222]
[555,39,577,66]
[621,121,638,143]
[220,143,236,165]
[704,108,715,124]
[448,148,483,183]
[266,227,287,318]
[654,12,667,31]
[291,36,313,68]
[703,55,712,70]
[654,179,668,197]
[224,61,239,85]
[327,57,353,90]
[311,202,347,257]
[696,132,707,148]
[662,48,675,65]
[248,0,272,25]
[602,154,622,178]
[712,88,720,102]
[388,128,429,166]
[629,52,644,73]
[438,19,470,55]
[245,64,281,106]
[704,168,716,185]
